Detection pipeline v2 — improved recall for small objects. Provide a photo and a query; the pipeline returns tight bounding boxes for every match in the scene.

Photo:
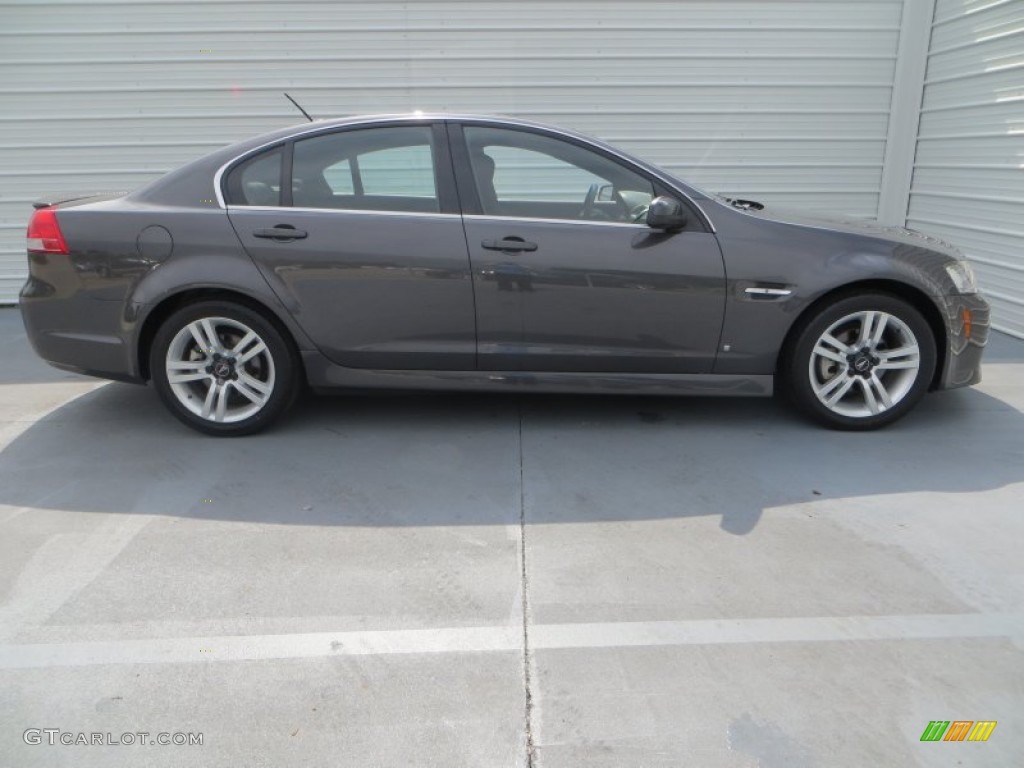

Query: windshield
[680,181,763,210]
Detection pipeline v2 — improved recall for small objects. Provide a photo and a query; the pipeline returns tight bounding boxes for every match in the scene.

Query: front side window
[292,126,439,213]
[225,147,283,206]
[464,126,654,223]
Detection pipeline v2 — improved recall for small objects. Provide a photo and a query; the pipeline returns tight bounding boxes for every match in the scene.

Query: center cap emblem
[853,356,872,373]
[213,361,232,378]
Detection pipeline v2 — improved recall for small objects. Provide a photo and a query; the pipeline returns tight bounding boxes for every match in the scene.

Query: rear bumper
[19,278,141,383]
[938,292,990,390]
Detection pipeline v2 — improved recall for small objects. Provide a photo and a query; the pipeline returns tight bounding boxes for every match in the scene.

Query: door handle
[253,226,308,241]
[482,237,538,253]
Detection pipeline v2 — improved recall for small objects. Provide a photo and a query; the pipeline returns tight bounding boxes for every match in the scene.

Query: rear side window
[224,147,282,207]
[358,145,436,198]
[292,126,439,213]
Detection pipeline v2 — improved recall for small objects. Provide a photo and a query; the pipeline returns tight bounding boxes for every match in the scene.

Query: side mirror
[646,196,688,231]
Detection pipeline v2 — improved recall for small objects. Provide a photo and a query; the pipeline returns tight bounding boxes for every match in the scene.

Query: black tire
[782,293,937,430]
[149,300,299,436]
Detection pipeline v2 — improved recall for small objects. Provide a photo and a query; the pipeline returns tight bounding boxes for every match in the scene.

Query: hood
[723,201,964,259]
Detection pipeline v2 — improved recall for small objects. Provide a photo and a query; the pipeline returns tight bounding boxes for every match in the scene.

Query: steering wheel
[582,184,630,221]
[629,203,650,223]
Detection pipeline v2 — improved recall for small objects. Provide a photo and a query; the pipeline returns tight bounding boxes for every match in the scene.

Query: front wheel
[783,293,937,430]
[150,301,299,436]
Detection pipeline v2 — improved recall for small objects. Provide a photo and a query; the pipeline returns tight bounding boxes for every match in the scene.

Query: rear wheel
[783,293,937,430]
[150,301,298,436]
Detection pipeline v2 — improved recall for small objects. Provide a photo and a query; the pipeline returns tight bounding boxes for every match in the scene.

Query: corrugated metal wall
[2,0,904,304]
[907,0,1024,338]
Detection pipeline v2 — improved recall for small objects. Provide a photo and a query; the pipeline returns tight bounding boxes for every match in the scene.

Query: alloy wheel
[808,310,921,419]
[164,316,277,424]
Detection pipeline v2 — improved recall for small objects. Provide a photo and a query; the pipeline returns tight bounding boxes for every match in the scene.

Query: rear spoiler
[32,191,127,210]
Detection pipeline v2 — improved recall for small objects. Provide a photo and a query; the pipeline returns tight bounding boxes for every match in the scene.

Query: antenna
[283,92,314,122]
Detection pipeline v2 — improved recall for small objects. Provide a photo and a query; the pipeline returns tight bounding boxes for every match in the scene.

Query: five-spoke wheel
[151,301,298,436]
[784,293,936,430]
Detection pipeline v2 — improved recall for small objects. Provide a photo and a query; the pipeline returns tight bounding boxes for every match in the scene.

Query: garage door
[907,0,1024,338]
[1,0,904,304]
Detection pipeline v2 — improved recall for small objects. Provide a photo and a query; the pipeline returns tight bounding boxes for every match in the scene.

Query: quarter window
[292,126,439,213]
[225,147,283,207]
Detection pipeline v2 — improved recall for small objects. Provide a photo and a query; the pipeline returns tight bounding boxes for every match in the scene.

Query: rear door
[226,122,476,370]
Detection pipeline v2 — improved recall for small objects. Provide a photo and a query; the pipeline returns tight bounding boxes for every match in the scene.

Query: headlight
[945,260,977,294]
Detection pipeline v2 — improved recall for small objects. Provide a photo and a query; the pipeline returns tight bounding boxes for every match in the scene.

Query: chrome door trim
[213,114,718,232]
[213,116,439,209]
[226,204,460,220]
[463,214,650,230]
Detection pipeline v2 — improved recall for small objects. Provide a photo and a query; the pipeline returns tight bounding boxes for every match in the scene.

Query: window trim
[448,120,711,232]
[214,115,715,231]
[462,213,655,230]
[218,120,459,215]
[281,141,294,207]
[226,205,461,220]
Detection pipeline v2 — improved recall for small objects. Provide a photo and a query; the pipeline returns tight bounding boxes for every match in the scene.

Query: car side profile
[20,114,989,435]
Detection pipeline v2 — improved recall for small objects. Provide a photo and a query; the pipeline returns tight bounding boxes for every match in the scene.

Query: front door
[454,124,726,373]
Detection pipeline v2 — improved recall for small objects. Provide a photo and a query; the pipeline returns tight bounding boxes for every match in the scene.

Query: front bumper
[938,291,990,390]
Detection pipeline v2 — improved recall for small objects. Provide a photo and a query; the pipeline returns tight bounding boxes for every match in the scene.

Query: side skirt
[302,353,773,397]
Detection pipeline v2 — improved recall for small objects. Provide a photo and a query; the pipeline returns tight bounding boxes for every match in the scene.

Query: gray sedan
[20,114,989,435]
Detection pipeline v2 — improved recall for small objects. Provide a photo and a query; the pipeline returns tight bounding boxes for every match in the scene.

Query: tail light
[26,206,69,254]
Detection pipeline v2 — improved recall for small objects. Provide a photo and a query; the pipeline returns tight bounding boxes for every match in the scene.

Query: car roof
[286,112,553,126]
[237,112,591,149]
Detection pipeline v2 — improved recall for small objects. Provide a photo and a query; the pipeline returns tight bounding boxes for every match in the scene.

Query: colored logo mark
[920,720,996,742]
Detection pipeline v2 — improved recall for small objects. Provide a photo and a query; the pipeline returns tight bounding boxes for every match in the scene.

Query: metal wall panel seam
[877,0,938,225]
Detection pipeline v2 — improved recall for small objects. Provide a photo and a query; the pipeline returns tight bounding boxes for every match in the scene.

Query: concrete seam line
[517,400,536,768]
[0,614,1021,670]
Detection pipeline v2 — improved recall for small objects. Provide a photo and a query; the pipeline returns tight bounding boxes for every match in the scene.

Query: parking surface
[1,305,1022,767]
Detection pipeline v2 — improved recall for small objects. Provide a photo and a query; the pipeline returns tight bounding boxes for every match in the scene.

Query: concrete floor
[0,305,1022,767]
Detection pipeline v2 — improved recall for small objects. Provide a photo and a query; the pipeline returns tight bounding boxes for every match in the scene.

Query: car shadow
[1,375,1021,536]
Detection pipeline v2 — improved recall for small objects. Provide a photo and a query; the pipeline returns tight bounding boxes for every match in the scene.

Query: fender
[709,202,951,376]
[126,212,317,379]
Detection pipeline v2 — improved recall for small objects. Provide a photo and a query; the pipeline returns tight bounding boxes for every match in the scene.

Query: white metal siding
[908,0,1024,337]
[0,0,904,303]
